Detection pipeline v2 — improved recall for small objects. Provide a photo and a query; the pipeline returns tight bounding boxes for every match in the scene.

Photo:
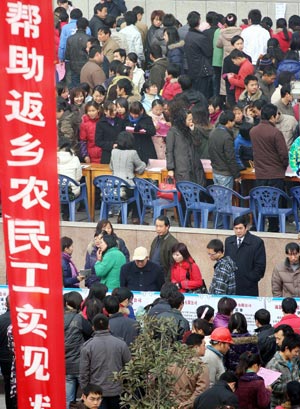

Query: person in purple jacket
[213,296,237,329]
[61,236,84,288]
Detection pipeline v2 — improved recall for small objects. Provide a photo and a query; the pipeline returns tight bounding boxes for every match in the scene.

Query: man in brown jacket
[169,333,209,408]
[80,45,106,89]
[272,242,300,297]
[250,103,289,232]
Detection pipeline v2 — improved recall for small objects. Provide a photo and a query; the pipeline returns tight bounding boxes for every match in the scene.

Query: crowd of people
[5,1,300,408]
[3,284,300,408]
[55,1,300,230]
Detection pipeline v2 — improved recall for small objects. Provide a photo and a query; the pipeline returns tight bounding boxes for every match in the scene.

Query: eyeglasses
[207,252,217,257]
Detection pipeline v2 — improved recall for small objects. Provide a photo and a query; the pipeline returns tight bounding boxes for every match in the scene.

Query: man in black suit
[224,215,266,296]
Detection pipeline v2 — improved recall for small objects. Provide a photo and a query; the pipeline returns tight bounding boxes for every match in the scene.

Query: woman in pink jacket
[170,243,203,292]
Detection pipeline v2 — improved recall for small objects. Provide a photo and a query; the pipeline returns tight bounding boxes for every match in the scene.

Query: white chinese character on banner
[22,346,50,380]
[6,90,45,127]
[16,304,47,338]
[7,46,44,82]
[6,2,41,38]
[29,394,51,409]
[10,261,49,294]
[8,219,50,256]
[30,395,51,409]
[9,177,50,209]
[7,133,44,166]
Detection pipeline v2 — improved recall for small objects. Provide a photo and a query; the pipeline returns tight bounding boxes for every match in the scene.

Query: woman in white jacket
[110,131,146,224]
[58,142,82,220]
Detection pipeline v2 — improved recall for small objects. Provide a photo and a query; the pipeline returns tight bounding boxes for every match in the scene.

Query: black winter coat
[95,116,125,163]
[255,324,276,366]
[166,126,206,185]
[120,260,165,291]
[224,231,266,296]
[184,28,213,80]
[65,29,89,74]
[64,310,93,374]
[194,380,239,409]
[208,125,240,178]
[125,114,156,163]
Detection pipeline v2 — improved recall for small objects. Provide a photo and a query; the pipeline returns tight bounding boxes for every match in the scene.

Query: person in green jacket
[94,234,126,289]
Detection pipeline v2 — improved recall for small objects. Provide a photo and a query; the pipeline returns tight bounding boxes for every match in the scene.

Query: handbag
[157,177,181,201]
[184,263,208,294]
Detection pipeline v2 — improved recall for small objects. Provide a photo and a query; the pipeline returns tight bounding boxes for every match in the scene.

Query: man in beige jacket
[272,242,300,297]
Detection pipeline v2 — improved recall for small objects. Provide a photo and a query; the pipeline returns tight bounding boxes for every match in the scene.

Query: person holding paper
[235,352,271,409]
[266,333,300,408]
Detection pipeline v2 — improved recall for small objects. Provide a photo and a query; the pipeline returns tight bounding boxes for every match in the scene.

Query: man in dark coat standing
[149,216,178,281]
[250,103,289,232]
[184,11,213,98]
[225,215,266,296]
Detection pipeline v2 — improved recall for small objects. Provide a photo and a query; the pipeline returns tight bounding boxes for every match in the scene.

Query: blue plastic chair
[250,186,292,233]
[133,177,183,225]
[207,185,251,229]
[176,181,215,228]
[290,186,300,231]
[93,175,138,224]
[58,174,90,221]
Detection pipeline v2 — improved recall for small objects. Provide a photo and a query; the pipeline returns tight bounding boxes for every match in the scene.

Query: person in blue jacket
[234,122,253,169]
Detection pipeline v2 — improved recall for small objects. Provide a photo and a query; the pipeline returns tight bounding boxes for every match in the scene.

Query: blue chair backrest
[207,185,233,212]
[58,174,78,202]
[134,178,157,205]
[94,175,128,203]
[291,186,300,204]
[177,181,207,208]
[250,187,282,213]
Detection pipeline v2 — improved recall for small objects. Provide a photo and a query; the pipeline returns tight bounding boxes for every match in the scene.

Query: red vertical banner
[0,1,66,408]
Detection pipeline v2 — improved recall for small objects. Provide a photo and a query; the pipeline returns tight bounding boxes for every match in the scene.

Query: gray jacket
[79,330,131,396]
[110,149,146,186]
[208,125,240,178]
[166,126,194,181]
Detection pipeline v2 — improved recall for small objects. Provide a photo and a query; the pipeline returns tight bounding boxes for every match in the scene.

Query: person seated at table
[125,101,157,164]
[58,140,82,221]
[95,100,126,164]
[110,131,146,224]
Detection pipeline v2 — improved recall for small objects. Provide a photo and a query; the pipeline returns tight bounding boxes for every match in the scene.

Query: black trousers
[0,359,15,409]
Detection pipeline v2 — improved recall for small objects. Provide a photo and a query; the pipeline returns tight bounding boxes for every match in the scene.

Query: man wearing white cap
[120,247,165,291]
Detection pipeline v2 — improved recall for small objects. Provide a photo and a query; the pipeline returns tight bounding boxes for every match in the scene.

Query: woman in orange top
[171,243,203,292]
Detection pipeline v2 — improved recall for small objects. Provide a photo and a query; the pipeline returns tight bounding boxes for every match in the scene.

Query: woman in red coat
[80,101,102,164]
[272,18,292,53]
[170,243,203,292]
[235,352,271,409]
